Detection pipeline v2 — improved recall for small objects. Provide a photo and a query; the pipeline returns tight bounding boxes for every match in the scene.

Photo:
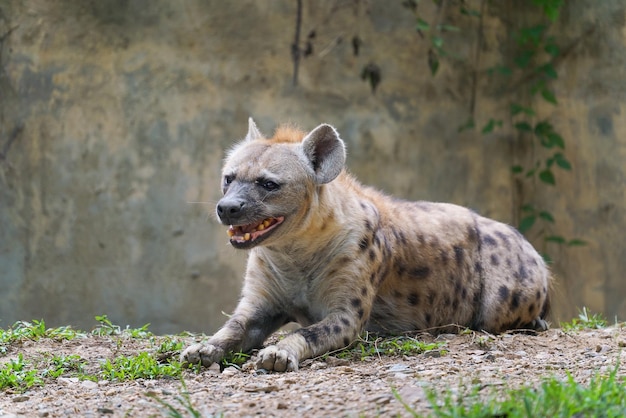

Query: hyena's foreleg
[256,312,361,372]
[180,299,287,367]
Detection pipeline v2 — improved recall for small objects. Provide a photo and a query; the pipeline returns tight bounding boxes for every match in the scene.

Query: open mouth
[227,216,285,247]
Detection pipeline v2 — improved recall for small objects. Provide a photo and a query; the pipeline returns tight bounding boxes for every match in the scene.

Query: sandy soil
[1,327,625,417]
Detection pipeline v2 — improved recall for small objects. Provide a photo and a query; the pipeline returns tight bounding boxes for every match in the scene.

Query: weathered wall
[0,1,624,333]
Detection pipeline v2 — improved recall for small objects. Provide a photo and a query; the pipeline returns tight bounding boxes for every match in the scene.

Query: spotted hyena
[181,118,551,372]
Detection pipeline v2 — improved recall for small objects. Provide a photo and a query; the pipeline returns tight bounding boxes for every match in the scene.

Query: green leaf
[541,63,558,79]
[539,169,556,185]
[539,211,555,223]
[519,215,536,233]
[481,119,502,134]
[438,24,460,32]
[511,165,524,174]
[547,132,565,149]
[541,88,558,105]
[416,18,430,32]
[544,43,560,57]
[487,65,512,76]
[521,203,535,213]
[514,121,533,132]
[457,117,475,132]
[431,36,444,49]
[514,50,534,69]
[525,168,537,178]
[460,7,481,17]
[567,239,587,246]
[545,235,566,244]
[510,103,535,117]
[554,153,572,170]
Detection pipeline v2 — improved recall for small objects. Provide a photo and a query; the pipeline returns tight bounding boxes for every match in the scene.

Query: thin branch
[292,0,303,86]
[0,124,23,161]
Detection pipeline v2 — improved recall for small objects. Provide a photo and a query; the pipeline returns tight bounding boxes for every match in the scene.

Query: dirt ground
[1,326,625,417]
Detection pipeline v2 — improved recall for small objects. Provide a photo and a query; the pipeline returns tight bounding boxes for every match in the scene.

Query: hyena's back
[362,198,549,334]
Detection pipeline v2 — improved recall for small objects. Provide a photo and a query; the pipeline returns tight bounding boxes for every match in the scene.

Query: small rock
[325,356,349,367]
[81,380,98,389]
[12,395,30,402]
[388,363,411,373]
[276,402,288,409]
[310,361,328,370]
[618,340,626,347]
[244,384,279,393]
[221,366,240,377]
[58,377,79,385]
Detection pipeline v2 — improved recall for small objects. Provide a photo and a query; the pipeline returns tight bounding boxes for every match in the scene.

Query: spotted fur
[181,119,551,372]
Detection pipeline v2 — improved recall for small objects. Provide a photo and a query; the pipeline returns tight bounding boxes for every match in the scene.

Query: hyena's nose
[216,199,246,223]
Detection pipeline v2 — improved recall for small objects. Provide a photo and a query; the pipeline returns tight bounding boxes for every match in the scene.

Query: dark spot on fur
[506,258,512,268]
[467,226,478,242]
[357,308,364,319]
[368,249,376,262]
[482,234,497,246]
[359,201,367,210]
[373,232,380,248]
[364,219,372,230]
[518,264,529,281]
[361,286,368,296]
[393,290,403,298]
[528,303,535,314]
[498,285,510,301]
[494,231,511,249]
[425,313,432,326]
[359,236,369,251]
[343,337,351,346]
[452,298,459,309]
[461,287,468,300]
[396,263,407,276]
[511,291,522,310]
[417,234,425,244]
[351,298,362,308]
[323,325,330,333]
[443,296,451,307]
[440,249,449,266]
[490,254,500,266]
[340,317,350,326]
[474,262,483,274]
[408,266,431,280]
[407,292,419,306]
[369,272,376,284]
[297,328,319,346]
[399,231,407,245]
[536,290,541,300]
[427,293,435,305]
[333,325,342,334]
[454,246,464,266]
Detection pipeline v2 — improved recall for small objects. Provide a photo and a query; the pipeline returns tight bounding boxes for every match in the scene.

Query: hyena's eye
[257,179,280,191]
[223,175,234,187]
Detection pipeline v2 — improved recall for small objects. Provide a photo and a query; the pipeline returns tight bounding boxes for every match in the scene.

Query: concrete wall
[0,1,624,333]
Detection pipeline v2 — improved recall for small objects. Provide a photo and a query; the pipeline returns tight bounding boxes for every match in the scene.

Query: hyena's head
[216,118,346,249]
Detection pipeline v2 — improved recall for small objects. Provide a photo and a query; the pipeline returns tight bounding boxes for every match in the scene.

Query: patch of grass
[336,333,447,361]
[146,377,207,418]
[394,364,626,417]
[220,351,251,370]
[100,351,182,381]
[561,307,608,332]
[40,354,87,379]
[0,354,43,392]
[156,337,185,354]
[91,315,152,338]
[0,320,81,355]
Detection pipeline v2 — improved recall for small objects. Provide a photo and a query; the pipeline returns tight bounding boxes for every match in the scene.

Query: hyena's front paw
[180,343,224,367]
[256,345,298,372]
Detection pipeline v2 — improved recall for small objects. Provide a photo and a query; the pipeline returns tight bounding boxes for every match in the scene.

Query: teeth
[257,223,265,231]
[244,233,251,241]
[227,229,235,237]
[228,218,278,241]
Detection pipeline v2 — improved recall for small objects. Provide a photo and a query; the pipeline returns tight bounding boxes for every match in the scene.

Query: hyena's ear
[245,117,263,142]
[302,124,346,184]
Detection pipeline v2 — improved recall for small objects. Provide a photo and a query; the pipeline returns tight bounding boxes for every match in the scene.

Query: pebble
[221,367,240,377]
[81,380,98,389]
